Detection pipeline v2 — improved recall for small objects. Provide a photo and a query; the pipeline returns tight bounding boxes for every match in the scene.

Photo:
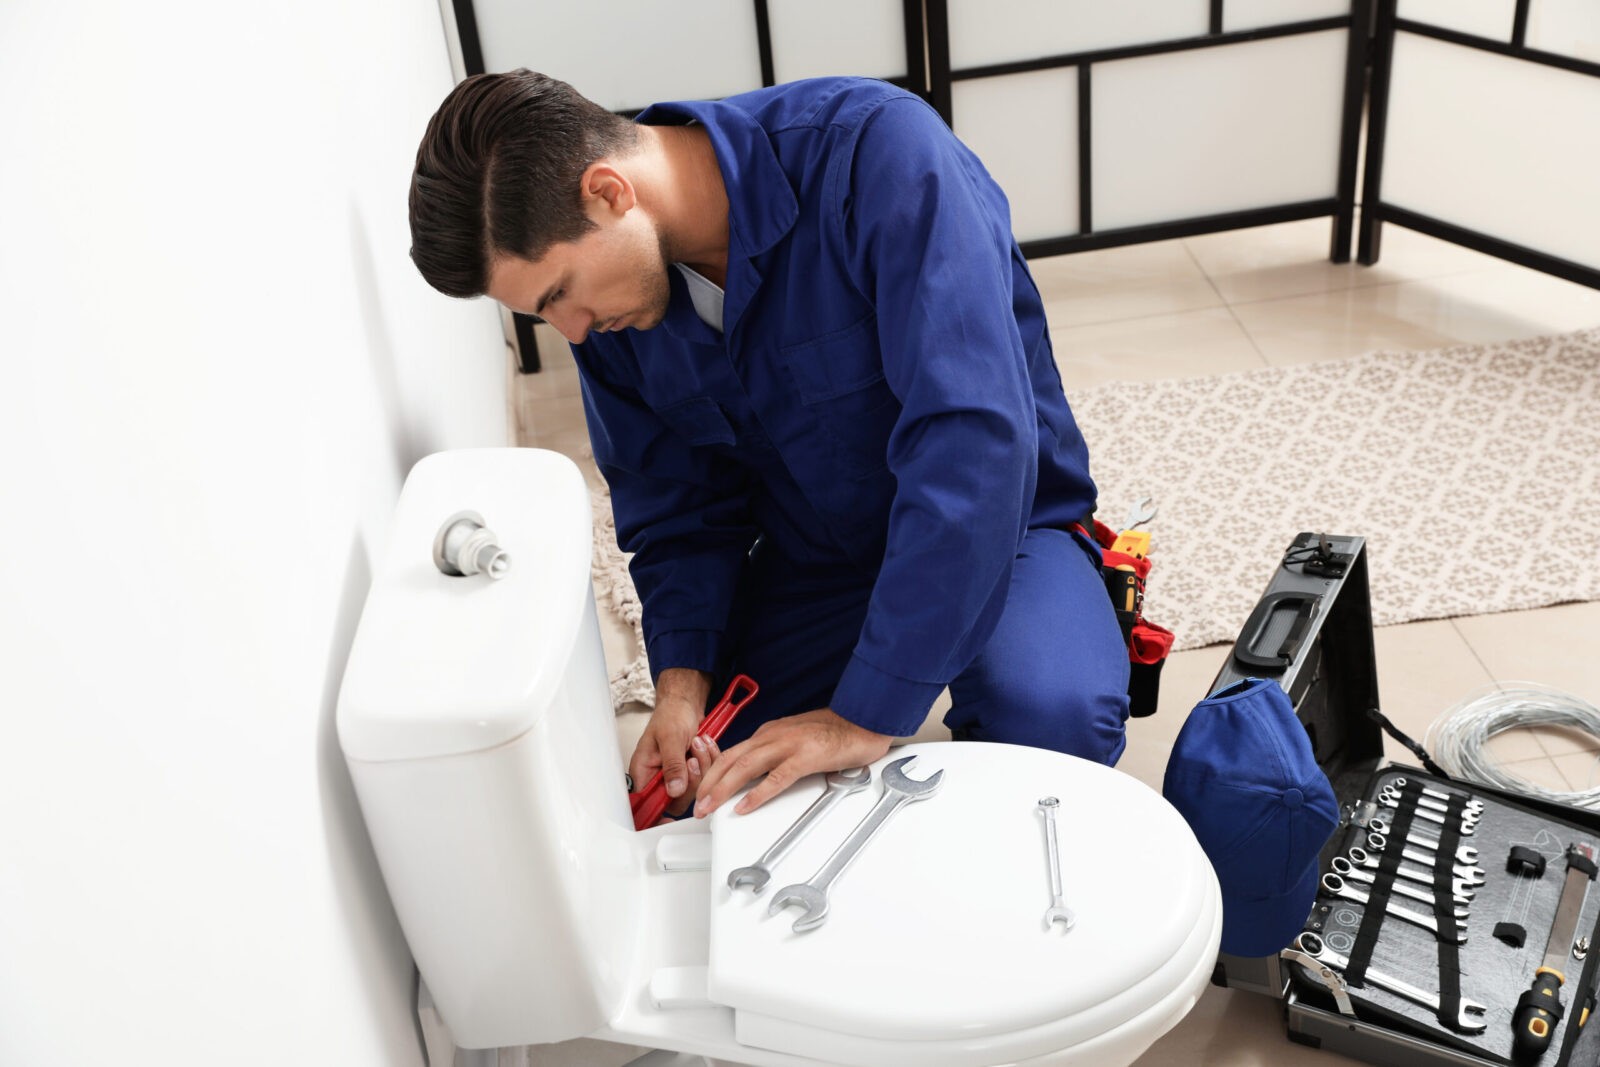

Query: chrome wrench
[1366,828,1482,869]
[1342,848,1484,892]
[1038,797,1075,930]
[1388,777,1485,813]
[1330,858,1473,907]
[1295,933,1488,1033]
[727,767,872,892]
[1377,793,1479,834]
[1380,786,1484,819]
[768,756,943,933]
[1320,873,1467,939]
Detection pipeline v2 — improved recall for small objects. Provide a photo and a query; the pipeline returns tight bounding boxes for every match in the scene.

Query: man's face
[486,207,672,345]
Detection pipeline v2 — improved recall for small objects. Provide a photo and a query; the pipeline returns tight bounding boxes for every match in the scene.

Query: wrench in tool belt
[768,756,943,933]
[1295,933,1488,1033]
[1320,873,1468,938]
[1331,858,1473,907]
[727,767,872,892]
[1122,497,1157,531]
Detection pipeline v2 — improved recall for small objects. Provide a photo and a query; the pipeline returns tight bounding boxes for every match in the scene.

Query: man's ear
[580,162,636,218]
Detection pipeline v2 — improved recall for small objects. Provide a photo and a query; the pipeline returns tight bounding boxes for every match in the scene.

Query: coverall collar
[634,97,799,340]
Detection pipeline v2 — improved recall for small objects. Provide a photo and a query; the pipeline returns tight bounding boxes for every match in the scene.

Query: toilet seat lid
[706,742,1216,1045]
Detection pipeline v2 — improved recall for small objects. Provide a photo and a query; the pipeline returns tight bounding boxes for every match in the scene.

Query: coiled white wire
[1425,682,1600,811]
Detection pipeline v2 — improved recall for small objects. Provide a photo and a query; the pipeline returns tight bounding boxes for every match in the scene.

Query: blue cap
[1163,677,1339,958]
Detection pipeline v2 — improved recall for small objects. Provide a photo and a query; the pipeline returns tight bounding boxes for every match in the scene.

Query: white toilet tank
[337,448,637,1050]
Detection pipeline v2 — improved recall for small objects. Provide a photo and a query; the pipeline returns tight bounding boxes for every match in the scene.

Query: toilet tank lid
[337,448,594,763]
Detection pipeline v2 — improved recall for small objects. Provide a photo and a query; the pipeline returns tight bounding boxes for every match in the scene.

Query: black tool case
[1207,533,1600,1066]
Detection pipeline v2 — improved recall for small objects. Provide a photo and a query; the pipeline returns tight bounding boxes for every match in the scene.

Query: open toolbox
[1207,533,1600,1066]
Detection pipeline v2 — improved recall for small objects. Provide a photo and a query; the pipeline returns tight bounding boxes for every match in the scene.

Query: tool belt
[1075,518,1173,719]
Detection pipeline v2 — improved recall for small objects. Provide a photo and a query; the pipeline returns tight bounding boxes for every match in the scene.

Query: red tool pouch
[1083,520,1173,719]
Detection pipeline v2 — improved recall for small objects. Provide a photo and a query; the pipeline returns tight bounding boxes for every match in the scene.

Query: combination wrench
[768,756,943,933]
[1320,873,1468,938]
[1349,843,1486,885]
[727,767,872,892]
[1376,793,1478,834]
[1038,796,1075,930]
[1330,857,1473,907]
[1350,851,1484,895]
[1365,828,1481,869]
[1379,786,1484,820]
[1387,777,1485,813]
[1295,933,1488,1033]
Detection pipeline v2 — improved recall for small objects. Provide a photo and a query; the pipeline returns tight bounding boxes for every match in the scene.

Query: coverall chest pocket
[657,395,738,449]
[779,314,898,478]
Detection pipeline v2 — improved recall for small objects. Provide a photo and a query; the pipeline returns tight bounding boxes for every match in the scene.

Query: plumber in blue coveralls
[407,69,1130,821]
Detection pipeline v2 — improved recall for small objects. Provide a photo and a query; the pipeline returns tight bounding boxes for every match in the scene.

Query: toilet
[337,448,1222,1067]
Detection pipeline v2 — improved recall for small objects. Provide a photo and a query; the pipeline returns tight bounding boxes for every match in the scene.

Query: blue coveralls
[573,77,1129,763]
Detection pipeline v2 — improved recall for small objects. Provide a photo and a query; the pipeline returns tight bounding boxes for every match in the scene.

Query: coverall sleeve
[829,95,1040,736]
[572,337,759,681]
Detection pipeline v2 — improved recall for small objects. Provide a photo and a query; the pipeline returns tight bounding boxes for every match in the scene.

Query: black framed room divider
[1359,0,1600,290]
[444,0,1597,374]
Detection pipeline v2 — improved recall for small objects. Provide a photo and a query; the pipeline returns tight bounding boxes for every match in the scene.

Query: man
[408,70,1129,821]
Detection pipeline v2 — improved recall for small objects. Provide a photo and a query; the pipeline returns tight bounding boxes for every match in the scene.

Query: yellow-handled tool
[1513,842,1597,1058]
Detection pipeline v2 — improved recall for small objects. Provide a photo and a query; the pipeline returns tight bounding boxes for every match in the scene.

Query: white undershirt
[674,263,725,333]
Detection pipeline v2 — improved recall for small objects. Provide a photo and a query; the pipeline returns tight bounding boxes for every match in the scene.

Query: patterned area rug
[592,328,1600,709]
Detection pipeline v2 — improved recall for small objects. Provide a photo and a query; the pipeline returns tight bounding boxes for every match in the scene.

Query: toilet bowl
[337,448,1221,1067]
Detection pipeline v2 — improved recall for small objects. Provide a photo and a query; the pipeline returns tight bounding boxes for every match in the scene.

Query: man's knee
[956,669,1129,765]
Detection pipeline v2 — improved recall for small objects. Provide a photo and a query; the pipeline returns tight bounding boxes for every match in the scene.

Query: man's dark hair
[409,69,638,298]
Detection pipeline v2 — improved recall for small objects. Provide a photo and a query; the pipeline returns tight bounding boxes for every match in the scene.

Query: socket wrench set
[1206,534,1600,1065]
[1289,767,1600,1064]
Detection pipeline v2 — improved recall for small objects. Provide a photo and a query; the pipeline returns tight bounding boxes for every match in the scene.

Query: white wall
[0,2,505,1063]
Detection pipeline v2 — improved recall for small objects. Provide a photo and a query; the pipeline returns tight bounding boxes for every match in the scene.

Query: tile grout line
[1181,240,1272,368]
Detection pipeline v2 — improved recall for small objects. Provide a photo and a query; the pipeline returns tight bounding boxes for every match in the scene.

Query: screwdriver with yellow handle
[1513,842,1597,1058]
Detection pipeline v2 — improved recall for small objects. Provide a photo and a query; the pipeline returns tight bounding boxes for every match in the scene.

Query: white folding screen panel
[951,70,1079,243]
[768,0,907,83]
[1527,0,1600,65]
[1225,0,1351,33]
[946,1,1207,70]
[1381,31,1600,272]
[1396,0,1516,42]
[1092,32,1347,232]
[473,0,763,111]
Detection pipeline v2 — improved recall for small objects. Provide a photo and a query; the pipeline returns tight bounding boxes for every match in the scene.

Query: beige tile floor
[511,213,1600,1067]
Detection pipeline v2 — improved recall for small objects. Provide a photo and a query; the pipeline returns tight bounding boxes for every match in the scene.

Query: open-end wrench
[1367,828,1482,868]
[1038,797,1075,930]
[1331,857,1473,906]
[1320,873,1468,938]
[1388,778,1486,813]
[727,767,872,892]
[1375,795,1478,835]
[1344,847,1485,890]
[768,756,944,933]
[1123,497,1157,531]
[1295,933,1488,1033]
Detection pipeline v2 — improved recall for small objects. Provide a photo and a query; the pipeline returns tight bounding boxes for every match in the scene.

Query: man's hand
[629,668,716,818]
[693,708,893,819]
